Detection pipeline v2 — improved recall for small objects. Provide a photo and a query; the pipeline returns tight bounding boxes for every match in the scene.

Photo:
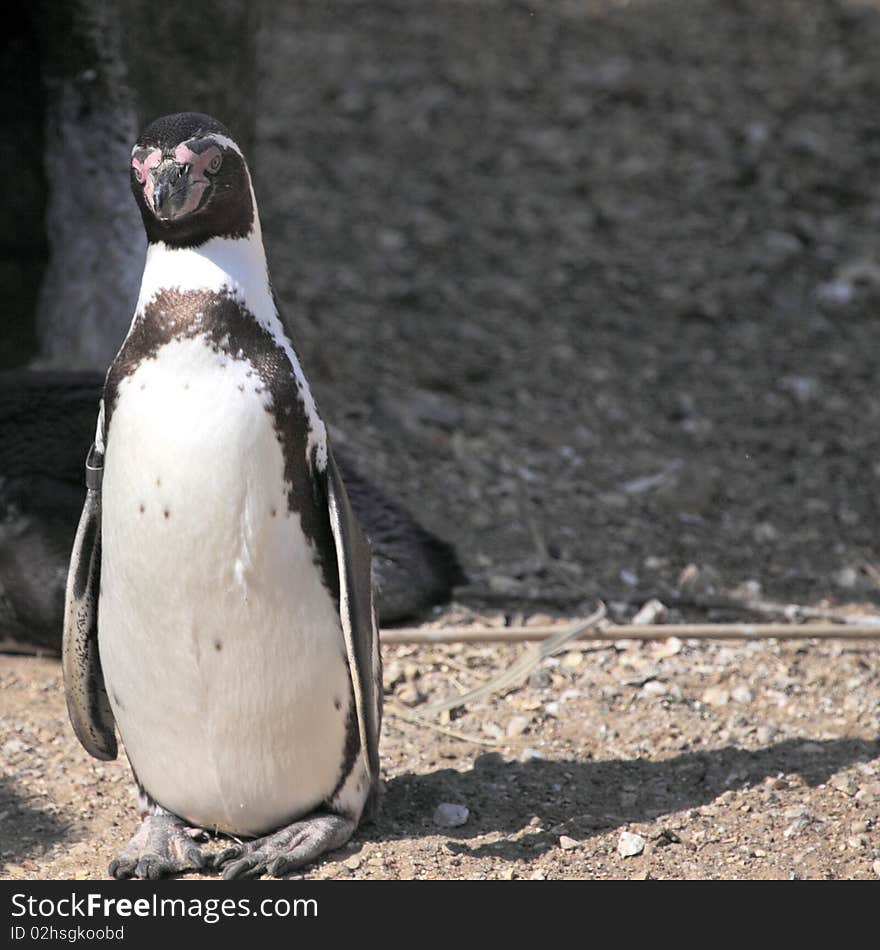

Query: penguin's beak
[149,160,201,222]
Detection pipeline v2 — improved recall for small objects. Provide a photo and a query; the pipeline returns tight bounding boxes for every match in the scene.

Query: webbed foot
[109,814,210,879]
[213,813,356,879]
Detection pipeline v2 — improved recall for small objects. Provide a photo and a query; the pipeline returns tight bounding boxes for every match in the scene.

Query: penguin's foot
[214,813,356,879]
[109,814,210,880]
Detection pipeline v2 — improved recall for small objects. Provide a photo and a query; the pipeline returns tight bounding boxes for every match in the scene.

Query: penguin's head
[131,112,254,247]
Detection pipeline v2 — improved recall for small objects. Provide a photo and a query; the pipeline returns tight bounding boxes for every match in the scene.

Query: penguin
[0,369,465,656]
[63,112,382,879]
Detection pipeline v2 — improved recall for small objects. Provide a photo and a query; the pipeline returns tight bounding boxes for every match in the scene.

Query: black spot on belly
[155,477,161,488]
[214,640,222,651]
[103,288,341,601]
[112,691,124,710]
[334,697,342,711]
[163,508,170,519]
[138,503,145,514]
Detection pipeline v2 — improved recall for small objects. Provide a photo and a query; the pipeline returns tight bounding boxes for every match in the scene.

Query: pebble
[731,686,754,703]
[642,680,668,697]
[830,774,856,797]
[434,803,469,828]
[632,599,668,625]
[396,684,425,707]
[756,724,778,744]
[783,817,811,839]
[507,715,531,738]
[855,783,880,803]
[654,636,682,658]
[529,670,552,689]
[529,869,546,880]
[617,832,646,858]
[2,739,29,756]
[345,856,362,870]
[873,859,880,878]
[559,835,578,851]
[701,686,729,707]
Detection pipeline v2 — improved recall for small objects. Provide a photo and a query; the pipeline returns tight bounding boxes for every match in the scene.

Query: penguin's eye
[208,153,223,174]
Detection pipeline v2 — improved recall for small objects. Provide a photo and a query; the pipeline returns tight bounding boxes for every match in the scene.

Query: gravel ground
[3,0,880,880]
[2,623,879,880]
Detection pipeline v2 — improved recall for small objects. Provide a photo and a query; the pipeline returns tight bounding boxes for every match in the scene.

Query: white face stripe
[130,131,245,159]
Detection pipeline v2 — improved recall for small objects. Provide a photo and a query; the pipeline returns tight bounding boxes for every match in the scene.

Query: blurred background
[5,0,880,621]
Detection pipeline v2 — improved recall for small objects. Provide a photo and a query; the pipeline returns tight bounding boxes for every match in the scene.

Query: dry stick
[415,602,607,717]
[381,621,880,645]
[386,703,499,747]
[675,592,880,625]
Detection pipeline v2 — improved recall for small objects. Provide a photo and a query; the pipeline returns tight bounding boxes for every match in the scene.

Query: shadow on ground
[0,774,72,871]
[372,736,879,859]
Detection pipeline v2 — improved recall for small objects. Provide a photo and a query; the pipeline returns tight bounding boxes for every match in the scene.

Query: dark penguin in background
[63,112,394,878]
[0,371,464,655]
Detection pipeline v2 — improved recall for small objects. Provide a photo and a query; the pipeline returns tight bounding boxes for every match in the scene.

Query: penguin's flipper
[325,448,381,784]
[62,437,117,761]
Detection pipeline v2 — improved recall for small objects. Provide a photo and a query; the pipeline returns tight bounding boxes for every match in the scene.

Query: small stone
[731,686,755,704]
[434,803,469,828]
[783,817,811,839]
[507,715,531,738]
[559,835,578,851]
[488,575,520,594]
[756,724,778,744]
[833,566,860,589]
[396,684,425,707]
[873,859,880,878]
[631,599,668,625]
[345,856,361,870]
[500,867,515,880]
[642,680,669,697]
[529,869,546,880]
[2,739,29,756]
[816,280,854,305]
[850,819,869,835]
[752,521,778,543]
[654,637,682,658]
[855,782,880,803]
[830,774,856,796]
[701,686,729,707]
[617,832,646,858]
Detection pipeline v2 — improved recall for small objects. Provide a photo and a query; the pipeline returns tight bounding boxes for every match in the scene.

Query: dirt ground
[3,0,880,880]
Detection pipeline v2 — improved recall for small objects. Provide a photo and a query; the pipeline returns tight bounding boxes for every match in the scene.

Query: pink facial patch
[132,149,162,211]
[173,142,223,181]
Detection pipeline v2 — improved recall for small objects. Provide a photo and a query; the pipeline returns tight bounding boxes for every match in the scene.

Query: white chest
[98,336,352,836]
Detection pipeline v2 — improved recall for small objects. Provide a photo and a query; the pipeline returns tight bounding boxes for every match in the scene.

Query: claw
[110,814,209,880]
[214,813,356,880]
